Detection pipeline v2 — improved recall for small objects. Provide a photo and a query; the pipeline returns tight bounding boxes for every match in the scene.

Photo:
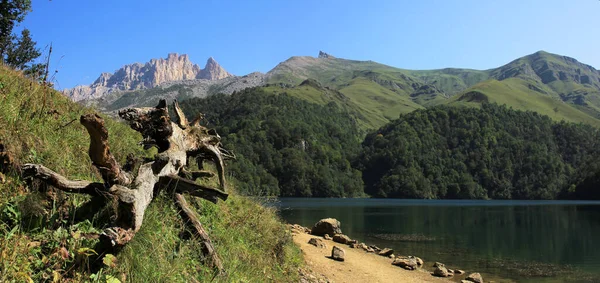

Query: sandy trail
[292,231,452,283]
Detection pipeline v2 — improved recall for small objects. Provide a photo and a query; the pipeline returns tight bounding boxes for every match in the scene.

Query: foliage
[180,87,365,197]
[0,0,40,70]
[356,103,600,199]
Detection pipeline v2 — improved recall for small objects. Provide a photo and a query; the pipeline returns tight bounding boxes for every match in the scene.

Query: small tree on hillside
[0,0,41,70]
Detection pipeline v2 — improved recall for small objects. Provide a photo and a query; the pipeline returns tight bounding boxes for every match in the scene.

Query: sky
[19,0,600,90]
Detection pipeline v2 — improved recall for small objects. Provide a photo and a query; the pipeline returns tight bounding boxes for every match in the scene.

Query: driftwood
[22,99,229,274]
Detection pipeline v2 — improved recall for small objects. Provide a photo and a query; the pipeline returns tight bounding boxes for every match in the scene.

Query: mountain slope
[267,51,600,127]
[448,78,600,127]
[68,50,600,130]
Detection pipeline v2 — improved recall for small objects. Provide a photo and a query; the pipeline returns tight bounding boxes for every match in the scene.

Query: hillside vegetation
[356,104,600,199]
[180,87,365,197]
[0,65,302,282]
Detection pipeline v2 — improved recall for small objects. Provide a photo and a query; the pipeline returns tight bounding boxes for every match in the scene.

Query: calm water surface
[272,198,600,283]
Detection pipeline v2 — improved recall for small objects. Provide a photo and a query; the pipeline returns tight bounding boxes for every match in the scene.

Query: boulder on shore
[465,273,483,283]
[311,218,342,236]
[408,256,423,266]
[324,234,332,240]
[378,248,394,256]
[331,246,345,261]
[333,234,352,244]
[392,257,418,270]
[433,265,452,277]
[308,237,326,248]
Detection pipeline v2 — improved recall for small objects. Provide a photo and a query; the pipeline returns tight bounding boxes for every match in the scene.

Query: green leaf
[102,254,117,268]
[77,247,97,256]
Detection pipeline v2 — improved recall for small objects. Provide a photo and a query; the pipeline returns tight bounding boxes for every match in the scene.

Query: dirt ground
[292,230,453,283]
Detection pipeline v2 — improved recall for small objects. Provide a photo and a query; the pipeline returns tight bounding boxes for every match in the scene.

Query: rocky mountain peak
[63,54,234,101]
[318,51,335,59]
[198,57,232,80]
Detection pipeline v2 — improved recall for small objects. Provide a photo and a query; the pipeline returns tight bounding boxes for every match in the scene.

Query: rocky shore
[291,218,487,283]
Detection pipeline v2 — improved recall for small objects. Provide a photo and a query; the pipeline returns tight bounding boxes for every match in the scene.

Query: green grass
[447,78,600,127]
[0,64,303,282]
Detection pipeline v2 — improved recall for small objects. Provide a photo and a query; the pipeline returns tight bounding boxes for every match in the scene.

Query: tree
[0,0,41,69]
[5,28,40,69]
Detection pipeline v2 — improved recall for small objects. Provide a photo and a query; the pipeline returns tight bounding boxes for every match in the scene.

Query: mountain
[62,53,233,101]
[68,50,600,129]
[266,50,600,127]
[85,72,266,112]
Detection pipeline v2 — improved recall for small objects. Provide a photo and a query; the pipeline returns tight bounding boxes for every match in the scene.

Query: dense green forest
[180,88,365,197]
[356,104,600,199]
[181,89,600,199]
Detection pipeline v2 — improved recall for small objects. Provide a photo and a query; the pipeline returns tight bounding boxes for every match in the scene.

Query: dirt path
[292,231,452,283]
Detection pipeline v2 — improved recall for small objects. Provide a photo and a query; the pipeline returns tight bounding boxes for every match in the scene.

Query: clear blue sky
[21,0,600,89]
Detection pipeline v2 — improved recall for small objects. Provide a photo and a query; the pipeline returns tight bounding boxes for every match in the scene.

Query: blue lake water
[271,198,600,282]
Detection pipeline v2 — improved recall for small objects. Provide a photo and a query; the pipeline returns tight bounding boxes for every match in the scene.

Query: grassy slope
[0,65,301,282]
[448,78,600,127]
[266,58,431,129]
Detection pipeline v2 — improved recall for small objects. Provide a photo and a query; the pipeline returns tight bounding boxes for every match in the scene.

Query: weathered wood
[22,164,105,196]
[174,193,224,274]
[80,114,132,186]
[23,98,231,272]
[173,99,189,129]
[158,174,228,203]
[178,168,215,180]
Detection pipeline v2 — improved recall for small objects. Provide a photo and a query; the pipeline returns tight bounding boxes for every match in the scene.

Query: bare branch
[174,193,225,274]
[158,174,228,203]
[22,163,105,196]
[173,99,189,129]
[80,114,131,186]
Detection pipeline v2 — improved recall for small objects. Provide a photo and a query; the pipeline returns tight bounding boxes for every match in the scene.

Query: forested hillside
[356,104,600,199]
[180,87,365,197]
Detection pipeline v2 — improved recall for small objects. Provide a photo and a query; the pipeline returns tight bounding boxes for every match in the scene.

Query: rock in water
[332,234,351,244]
[308,238,326,248]
[466,273,483,283]
[455,269,465,275]
[378,248,394,256]
[331,246,345,261]
[392,257,418,270]
[311,218,342,236]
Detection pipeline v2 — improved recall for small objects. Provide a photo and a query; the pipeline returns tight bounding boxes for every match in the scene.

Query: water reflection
[274,199,600,282]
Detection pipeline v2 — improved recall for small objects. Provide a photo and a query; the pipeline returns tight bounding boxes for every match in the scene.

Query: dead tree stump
[22,99,230,274]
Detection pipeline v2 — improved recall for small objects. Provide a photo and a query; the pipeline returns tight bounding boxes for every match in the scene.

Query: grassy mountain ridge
[79,50,600,130]
[266,50,600,127]
[449,77,600,127]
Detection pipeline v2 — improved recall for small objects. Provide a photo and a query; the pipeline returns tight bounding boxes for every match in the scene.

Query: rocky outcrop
[63,53,233,101]
[311,218,342,236]
[198,57,232,80]
[318,51,335,59]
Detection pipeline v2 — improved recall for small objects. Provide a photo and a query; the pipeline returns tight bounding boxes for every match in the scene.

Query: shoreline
[290,223,487,283]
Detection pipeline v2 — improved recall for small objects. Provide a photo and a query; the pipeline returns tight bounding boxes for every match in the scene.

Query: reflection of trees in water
[369,233,437,242]
[277,199,600,282]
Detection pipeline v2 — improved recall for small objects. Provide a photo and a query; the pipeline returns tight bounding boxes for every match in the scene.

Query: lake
[272,198,600,282]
